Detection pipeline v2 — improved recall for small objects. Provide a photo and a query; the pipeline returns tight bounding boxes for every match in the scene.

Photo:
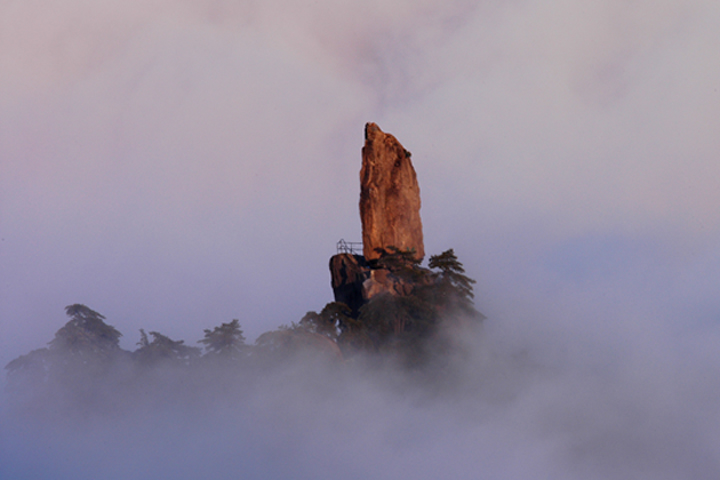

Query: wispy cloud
[1,1,720,475]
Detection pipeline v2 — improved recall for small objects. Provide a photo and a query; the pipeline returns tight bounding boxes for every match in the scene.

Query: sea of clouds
[2,0,720,477]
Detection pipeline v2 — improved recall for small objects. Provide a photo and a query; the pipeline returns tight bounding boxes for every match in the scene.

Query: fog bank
[3,310,720,479]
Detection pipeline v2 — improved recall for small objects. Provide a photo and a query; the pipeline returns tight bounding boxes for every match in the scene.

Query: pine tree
[134,330,200,366]
[49,304,122,359]
[427,249,484,319]
[198,319,247,360]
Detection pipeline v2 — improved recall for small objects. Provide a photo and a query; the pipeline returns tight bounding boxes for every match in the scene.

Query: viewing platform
[336,239,363,256]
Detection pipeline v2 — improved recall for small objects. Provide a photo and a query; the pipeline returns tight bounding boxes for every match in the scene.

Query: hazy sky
[2,0,720,374]
[3,1,720,478]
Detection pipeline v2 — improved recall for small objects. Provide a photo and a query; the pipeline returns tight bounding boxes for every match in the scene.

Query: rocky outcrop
[330,123,427,316]
[330,252,428,316]
[362,268,415,300]
[329,254,370,317]
[360,123,424,262]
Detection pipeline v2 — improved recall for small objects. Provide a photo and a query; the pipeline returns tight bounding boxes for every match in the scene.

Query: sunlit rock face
[362,268,414,300]
[330,124,426,316]
[360,123,424,262]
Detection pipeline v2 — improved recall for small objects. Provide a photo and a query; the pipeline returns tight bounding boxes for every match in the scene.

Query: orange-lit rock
[360,123,424,262]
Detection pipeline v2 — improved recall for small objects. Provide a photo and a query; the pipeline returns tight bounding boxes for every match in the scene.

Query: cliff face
[330,123,426,316]
[330,252,426,317]
[360,123,424,262]
[329,254,369,317]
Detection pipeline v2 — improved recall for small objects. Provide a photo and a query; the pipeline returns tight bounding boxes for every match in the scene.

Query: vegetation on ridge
[5,249,482,412]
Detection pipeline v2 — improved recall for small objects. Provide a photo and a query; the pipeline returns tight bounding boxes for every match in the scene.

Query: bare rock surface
[362,269,414,301]
[360,123,424,262]
[329,254,370,317]
[330,124,427,316]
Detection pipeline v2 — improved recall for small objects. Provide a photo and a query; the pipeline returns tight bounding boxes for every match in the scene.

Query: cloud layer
[2,1,720,477]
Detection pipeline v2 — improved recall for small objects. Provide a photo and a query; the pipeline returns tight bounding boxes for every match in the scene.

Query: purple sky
[4,1,720,478]
[2,0,720,370]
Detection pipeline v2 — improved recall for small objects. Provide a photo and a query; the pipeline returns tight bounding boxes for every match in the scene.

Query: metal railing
[336,239,363,255]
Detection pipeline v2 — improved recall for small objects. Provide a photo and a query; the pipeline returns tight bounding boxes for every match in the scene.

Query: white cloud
[2,2,720,475]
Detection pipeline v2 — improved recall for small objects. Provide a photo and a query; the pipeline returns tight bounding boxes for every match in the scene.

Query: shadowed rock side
[360,123,424,262]
[330,253,422,317]
[329,254,369,317]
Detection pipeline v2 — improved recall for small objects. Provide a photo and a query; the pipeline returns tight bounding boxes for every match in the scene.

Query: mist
[3,309,720,479]
[3,0,720,477]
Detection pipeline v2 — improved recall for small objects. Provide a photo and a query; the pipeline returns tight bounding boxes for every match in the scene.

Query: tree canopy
[49,304,122,358]
[134,329,201,367]
[426,249,484,319]
[198,319,247,360]
[5,248,483,399]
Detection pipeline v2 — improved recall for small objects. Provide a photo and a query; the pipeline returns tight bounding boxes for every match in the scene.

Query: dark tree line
[5,249,482,402]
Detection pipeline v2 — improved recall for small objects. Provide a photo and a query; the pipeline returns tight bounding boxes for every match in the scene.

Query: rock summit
[360,123,424,262]
[330,124,427,315]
